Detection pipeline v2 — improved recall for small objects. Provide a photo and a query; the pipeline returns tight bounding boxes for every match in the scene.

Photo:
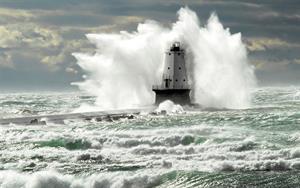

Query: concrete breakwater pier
[0,108,154,125]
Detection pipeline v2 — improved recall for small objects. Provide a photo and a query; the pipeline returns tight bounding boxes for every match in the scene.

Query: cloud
[113,15,145,26]
[0,26,23,48]
[250,57,300,72]
[0,24,63,49]
[251,59,290,71]
[41,53,65,71]
[0,7,36,33]
[0,23,66,72]
[59,15,145,35]
[0,51,13,68]
[293,59,300,65]
[41,39,93,71]
[65,67,78,74]
[0,7,33,17]
[245,37,297,52]
[20,24,63,48]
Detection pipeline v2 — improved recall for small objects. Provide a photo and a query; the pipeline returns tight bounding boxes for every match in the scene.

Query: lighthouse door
[164,78,170,88]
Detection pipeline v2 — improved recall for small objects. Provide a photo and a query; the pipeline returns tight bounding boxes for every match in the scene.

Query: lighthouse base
[152,89,191,105]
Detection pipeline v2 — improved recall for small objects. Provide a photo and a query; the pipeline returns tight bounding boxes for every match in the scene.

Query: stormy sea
[1,6,299,188]
[0,87,300,187]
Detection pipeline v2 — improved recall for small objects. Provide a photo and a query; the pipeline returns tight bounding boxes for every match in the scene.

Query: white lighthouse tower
[152,42,191,105]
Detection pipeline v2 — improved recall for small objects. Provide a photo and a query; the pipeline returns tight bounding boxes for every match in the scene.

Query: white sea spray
[73,7,256,110]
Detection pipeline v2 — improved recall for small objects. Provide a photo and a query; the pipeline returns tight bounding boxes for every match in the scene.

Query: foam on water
[0,87,300,187]
[0,170,162,188]
[73,7,255,110]
[1,169,300,188]
[155,100,184,114]
[1,118,300,174]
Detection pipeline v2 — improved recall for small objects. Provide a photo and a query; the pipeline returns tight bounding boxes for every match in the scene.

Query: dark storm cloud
[0,0,299,90]
[0,0,81,10]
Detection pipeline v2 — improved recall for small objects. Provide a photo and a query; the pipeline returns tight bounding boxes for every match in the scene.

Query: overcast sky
[0,0,299,91]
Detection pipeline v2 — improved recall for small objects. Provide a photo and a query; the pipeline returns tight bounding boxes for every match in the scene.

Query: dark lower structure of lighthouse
[152,42,191,105]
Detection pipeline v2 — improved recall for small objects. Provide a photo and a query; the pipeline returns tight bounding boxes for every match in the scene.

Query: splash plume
[73,7,256,110]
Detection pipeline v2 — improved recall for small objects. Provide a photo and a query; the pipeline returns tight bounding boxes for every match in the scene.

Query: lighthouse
[152,42,191,105]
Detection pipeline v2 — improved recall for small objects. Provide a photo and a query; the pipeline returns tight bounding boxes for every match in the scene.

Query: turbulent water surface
[0,87,300,187]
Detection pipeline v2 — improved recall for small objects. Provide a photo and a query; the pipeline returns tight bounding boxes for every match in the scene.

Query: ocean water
[0,87,300,188]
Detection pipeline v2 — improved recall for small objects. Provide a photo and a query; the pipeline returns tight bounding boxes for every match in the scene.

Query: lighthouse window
[168,67,170,69]
[183,79,186,82]
[175,79,178,82]
[178,53,180,55]
[169,53,171,55]
[179,67,181,70]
